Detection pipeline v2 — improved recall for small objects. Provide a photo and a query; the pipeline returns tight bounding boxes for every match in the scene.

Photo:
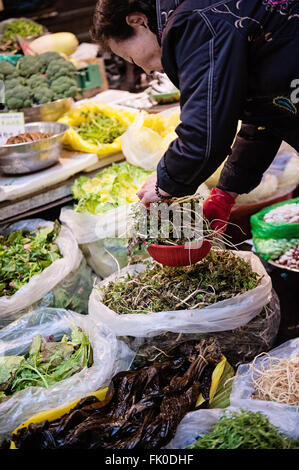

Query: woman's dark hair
[91,0,158,49]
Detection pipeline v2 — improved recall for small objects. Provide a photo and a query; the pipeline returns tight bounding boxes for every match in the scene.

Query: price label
[0,113,25,146]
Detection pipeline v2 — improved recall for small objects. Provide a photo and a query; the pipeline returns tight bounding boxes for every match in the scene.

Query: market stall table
[0,149,125,225]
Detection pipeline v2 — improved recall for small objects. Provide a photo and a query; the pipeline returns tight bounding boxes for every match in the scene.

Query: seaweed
[12,339,222,449]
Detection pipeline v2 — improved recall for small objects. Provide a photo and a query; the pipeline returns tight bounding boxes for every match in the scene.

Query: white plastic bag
[121,111,180,171]
[0,219,82,326]
[0,307,135,443]
[229,338,299,439]
[60,205,148,278]
[89,250,272,337]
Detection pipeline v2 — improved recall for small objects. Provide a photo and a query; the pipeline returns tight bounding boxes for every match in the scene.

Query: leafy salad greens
[0,325,92,403]
[75,111,126,145]
[71,162,152,215]
[0,222,61,297]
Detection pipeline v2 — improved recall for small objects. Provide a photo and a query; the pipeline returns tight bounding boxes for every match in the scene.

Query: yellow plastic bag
[11,355,233,449]
[121,110,181,170]
[58,102,138,158]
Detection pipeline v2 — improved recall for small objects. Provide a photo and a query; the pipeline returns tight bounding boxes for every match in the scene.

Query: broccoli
[0,61,19,81]
[17,56,42,77]
[32,86,55,105]
[27,74,48,89]
[50,76,79,99]
[38,52,62,72]
[4,77,25,90]
[5,85,32,109]
[46,59,76,83]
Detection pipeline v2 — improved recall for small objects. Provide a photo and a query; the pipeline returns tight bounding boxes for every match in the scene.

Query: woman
[92,0,299,230]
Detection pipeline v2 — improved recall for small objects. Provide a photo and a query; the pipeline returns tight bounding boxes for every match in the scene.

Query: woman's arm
[217,123,282,194]
[157,12,249,197]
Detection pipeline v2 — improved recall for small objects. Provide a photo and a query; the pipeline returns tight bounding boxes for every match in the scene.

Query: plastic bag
[251,197,299,240]
[229,338,299,439]
[0,219,82,326]
[0,307,135,444]
[89,250,272,337]
[129,289,280,369]
[121,110,180,171]
[58,102,137,157]
[60,204,148,278]
[266,142,299,188]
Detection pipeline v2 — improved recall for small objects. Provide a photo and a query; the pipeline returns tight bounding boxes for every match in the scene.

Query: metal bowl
[22,97,74,123]
[0,122,69,175]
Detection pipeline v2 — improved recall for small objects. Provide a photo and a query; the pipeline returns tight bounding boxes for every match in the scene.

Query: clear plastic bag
[121,110,180,171]
[89,251,272,337]
[229,338,299,439]
[128,289,280,369]
[0,307,135,444]
[60,206,147,278]
[0,219,82,326]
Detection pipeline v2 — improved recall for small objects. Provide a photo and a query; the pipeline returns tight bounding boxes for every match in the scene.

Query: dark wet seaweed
[12,339,221,449]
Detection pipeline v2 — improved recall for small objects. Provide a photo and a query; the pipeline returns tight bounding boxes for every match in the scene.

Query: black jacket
[156,0,299,196]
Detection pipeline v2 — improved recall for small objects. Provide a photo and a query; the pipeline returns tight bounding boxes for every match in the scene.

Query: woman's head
[91,0,163,75]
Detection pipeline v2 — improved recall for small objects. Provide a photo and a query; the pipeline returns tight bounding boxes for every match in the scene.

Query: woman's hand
[137,173,172,209]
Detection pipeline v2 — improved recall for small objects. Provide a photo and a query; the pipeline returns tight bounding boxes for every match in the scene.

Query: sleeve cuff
[157,156,199,197]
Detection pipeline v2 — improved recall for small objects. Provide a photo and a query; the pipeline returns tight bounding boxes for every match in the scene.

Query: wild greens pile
[0,325,92,404]
[188,409,299,449]
[0,19,43,54]
[0,222,61,297]
[75,111,126,145]
[100,250,262,314]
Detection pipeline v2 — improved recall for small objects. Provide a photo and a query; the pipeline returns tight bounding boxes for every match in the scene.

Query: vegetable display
[12,339,223,449]
[0,222,61,297]
[0,19,43,54]
[71,162,152,215]
[251,198,299,262]
[2,53,79,110]
[250,353,299,406]
[75,112,126,145]
[187,409,299,449]
[99,250,262,315]
[0,325,92,404]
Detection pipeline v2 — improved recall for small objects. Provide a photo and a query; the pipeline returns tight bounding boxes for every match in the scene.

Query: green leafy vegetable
[2,19,42,43]
[75,111,126,145]
[71,162,152,215]
[188,409,299,449]
[0,222,61,296]
[0,325,92,401]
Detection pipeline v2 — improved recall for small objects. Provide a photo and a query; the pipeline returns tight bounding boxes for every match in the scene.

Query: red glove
[203,188,236,233]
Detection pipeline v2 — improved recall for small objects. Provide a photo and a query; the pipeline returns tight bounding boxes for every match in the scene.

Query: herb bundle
[100,250,262,315]
[0,222,61,297]
[0,325,92,403]
[75,112,126,145]
[128,196,213,250]
[188,409,299,449]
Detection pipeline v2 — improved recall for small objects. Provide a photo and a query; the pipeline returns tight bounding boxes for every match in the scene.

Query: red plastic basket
[147,240,212,267]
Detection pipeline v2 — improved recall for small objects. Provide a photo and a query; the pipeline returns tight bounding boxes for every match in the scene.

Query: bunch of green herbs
[128,196,213,252]
[99,250,262,315]
[0,325,92,403]
[0,222,61,297]
[188,409,299,449]
[75,111,126,145]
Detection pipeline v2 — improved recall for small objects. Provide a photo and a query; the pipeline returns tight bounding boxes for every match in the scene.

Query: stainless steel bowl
[0,122,69,175]
[22,97,74,123]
